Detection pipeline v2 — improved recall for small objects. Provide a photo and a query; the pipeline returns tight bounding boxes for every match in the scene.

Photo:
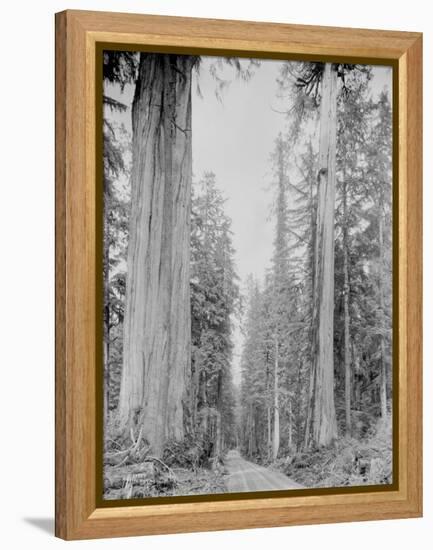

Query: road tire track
[224,450,303,493]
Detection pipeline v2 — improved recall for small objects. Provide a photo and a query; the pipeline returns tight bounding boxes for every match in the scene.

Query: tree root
[105,426,147,466]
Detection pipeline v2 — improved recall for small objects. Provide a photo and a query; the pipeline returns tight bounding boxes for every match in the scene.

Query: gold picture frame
[55,9,422,540]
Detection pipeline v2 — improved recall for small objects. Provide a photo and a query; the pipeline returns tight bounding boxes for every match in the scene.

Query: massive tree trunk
[272,337,280,460]
[117,54,195,456]
[342,179,352,436]
[310,63,339,447]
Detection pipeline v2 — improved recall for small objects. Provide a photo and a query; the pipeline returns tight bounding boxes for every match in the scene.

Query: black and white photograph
[102,51,393,500]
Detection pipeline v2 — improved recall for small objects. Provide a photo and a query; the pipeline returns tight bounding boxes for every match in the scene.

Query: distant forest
[103,53,392,499]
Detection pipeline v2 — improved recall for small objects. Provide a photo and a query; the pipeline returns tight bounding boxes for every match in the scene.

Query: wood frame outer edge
[405,35,423,516]
[54,9,423,539]
[67,9,422,43]
[55,10,67,540]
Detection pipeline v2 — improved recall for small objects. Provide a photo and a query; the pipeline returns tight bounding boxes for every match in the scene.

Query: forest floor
[104,450,303,499]
[103,429,230,499]
[270,418,393,488]
[104,463,227,500]
[103,418,391,499]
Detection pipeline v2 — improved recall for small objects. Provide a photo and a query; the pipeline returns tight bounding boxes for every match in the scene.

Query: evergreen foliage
[103,51,393,495]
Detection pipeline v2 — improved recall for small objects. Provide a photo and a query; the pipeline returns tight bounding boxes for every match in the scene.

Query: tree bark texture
[118,54,195,456]
[310,63,339,447]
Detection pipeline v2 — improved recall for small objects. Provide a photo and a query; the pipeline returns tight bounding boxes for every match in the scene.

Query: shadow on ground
[23,518,54,535]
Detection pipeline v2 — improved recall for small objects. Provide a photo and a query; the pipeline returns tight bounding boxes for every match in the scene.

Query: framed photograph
[55,10,422,540]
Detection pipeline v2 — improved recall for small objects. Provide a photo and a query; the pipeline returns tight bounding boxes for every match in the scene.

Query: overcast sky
[105,56,392,385]
[192,58,287,285]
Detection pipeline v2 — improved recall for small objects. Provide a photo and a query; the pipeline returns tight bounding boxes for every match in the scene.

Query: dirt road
[224,450,303,493]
